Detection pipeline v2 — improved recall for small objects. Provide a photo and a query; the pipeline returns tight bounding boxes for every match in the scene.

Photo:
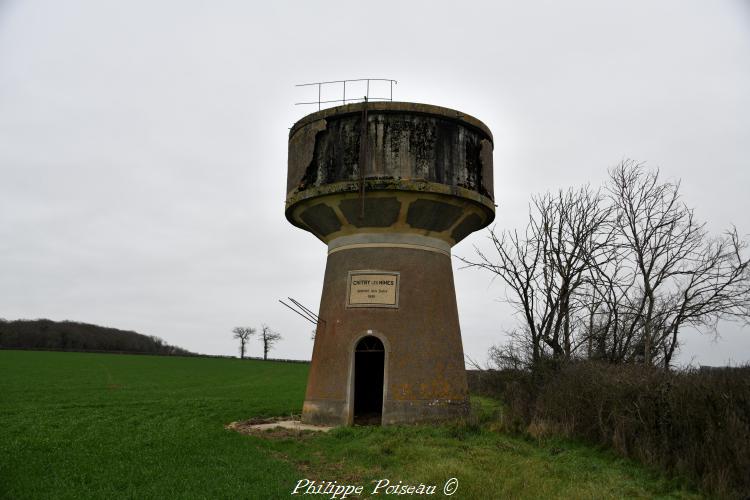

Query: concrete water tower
[286,101,495,425]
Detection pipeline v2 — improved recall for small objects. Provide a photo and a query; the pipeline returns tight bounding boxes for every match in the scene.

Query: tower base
[301,244,470,426]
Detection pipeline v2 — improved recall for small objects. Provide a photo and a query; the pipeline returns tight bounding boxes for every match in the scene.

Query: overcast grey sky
[1,0,749,366]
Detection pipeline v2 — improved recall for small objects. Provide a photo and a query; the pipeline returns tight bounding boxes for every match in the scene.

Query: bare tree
[232,326,255,359]
[579,245,640,363]
[656,227,750,366]
[607,161,708,365]
[487,328,538,371]
[259,324,282,360]
[460,186,613,365]
[464,160,750,370]
[607,161,750,368]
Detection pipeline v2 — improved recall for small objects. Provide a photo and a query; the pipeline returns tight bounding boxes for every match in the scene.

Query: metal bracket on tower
[279,297,325,327]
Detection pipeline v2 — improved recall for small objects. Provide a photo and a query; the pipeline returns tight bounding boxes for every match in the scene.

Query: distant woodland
[0,318,192,355]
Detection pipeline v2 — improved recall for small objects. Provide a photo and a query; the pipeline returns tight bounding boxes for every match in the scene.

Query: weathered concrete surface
[288,190,491,246]
[226,418,333,436]
[287,102,493,200]
[286,101,495,232]
[239,420,332,433]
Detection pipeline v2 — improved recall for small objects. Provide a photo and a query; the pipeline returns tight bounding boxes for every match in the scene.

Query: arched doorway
[353,335,385,425]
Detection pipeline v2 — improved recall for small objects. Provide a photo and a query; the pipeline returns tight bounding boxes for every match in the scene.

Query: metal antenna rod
[288,297,320,322]
[279,299,318,325]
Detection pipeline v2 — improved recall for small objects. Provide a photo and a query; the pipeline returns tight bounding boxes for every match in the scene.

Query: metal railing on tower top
[295,78,397,110]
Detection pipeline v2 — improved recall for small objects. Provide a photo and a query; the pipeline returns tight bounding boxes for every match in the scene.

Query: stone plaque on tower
[347,271,400,308]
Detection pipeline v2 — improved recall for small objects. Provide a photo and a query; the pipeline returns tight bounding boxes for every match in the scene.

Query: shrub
[468,362,750,499]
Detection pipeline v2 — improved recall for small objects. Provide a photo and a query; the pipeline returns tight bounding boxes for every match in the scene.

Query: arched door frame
[346,330,390,425]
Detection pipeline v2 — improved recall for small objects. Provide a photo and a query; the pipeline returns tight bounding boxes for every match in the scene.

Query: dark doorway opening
[353,335,385,425]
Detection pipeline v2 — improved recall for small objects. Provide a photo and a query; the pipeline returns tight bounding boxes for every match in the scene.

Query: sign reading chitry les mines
[347,271,400,308]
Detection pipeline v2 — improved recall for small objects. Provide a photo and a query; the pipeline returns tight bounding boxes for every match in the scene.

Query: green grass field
[0,351,700,499]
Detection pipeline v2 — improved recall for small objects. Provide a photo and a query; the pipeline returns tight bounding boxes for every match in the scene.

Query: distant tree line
[0,318,192,355]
